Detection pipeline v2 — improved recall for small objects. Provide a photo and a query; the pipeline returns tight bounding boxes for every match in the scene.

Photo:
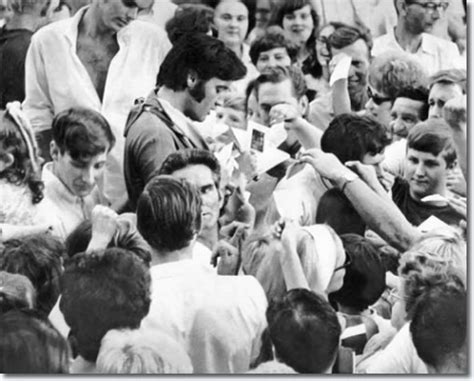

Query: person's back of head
[0,309,70,373]
[410,278,467,374]
[165,4,215,45]
[137,175,202,253]
[266,288,341,373]
[0,233,64,315]
[368,51,429,98]
[330,234,386,312]
[96,328,192,374]
[51,107,115,160]
[60,247,151,363]
[156,33,247,91]
[406,118,457,168]
[316,188,366,236]
[321,113,389,163]
[65,218,151,264]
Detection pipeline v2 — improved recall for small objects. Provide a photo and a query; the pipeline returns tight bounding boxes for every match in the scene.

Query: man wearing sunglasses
[372,0,464,76]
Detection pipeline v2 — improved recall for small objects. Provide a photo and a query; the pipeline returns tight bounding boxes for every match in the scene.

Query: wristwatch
[336,171,359,192]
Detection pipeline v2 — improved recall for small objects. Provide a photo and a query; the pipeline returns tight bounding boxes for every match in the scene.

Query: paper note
[329,53,352,86]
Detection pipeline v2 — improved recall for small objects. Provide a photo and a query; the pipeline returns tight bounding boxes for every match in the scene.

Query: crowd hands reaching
[0,0,468,375]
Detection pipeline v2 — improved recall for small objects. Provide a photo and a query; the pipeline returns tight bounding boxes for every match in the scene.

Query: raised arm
[22,34,54,133]
[300,149,421,251]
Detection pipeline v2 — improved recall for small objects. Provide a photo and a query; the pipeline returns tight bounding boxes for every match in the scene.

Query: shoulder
[422,33,460,52]
[126,20,170,43]
[32,19,70,42]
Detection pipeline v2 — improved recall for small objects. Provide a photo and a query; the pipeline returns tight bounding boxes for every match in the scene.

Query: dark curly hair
[0,111,44,204]
[60,247,151,363]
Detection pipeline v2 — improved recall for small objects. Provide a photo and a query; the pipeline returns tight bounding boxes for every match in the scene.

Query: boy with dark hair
[0,233,65,316]
[392,118,464,226]
[124,33,247,210]
[43,107,115,239]
[410,280,467,374]
[60,247,151,373]
[321,113,389,166]
[266,288,341,373]
[137,175,267,373]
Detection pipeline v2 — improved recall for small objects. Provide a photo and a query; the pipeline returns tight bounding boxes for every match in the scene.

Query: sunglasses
[367,87,392,105]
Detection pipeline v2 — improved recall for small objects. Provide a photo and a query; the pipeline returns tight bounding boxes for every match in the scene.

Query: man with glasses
[372,0,463,75]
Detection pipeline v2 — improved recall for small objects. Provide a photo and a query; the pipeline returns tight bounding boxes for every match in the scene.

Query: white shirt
[41,162,107,240]
[372,29,464,76]
[23,7,172,204]
[359,323,428,374]
[312,0,397,39]
[141,259,268,373]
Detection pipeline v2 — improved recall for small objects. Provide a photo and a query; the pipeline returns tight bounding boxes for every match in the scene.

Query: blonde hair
[398,227,466,319]
[97,328,192,374]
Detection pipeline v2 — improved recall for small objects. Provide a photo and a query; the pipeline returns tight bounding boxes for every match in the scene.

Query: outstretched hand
[211,240,241,275]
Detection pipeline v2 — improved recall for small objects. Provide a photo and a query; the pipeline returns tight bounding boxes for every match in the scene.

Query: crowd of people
[0,0,468,374]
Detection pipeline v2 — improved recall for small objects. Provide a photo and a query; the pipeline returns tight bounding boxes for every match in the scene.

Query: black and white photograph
[0,0,469,376]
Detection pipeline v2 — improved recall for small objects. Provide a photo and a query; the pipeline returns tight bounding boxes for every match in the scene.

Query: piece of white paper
[329,54,352,87]
[417,215,450,233]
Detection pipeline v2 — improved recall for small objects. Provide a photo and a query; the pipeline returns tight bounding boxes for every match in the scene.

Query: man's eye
[94,163,105,170]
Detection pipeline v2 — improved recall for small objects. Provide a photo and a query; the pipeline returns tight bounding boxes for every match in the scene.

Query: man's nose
[81,168,94,185]
[414,164,425,176]
[429,105,443,119]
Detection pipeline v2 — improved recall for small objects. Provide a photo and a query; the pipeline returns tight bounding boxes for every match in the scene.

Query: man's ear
[299,95,309,118]
[186,70,198,90]
[0,152,14,172]
[50,140,60,161]
[396,0,407,16]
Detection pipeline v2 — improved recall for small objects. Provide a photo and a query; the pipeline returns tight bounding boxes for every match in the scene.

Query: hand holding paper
[329,52,352,87]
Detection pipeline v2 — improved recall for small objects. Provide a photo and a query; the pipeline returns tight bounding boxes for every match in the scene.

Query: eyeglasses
[367,87,392,105]
[334,255,351,272]
[407,1,449,12]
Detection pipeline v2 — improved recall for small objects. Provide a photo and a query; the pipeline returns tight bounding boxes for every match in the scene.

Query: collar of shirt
[388,27,436,56]
[158,97,194,139]
[64,6,132,50]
